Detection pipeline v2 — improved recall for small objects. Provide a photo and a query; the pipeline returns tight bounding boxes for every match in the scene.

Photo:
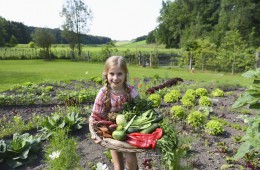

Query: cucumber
[140,123,159,134]
[152,114,163,123]
[126,127,140,134]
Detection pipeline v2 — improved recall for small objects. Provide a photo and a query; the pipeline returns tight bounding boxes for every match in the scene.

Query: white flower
[85,71,89,75]
[96,162,109,170]
[49,150,61,160]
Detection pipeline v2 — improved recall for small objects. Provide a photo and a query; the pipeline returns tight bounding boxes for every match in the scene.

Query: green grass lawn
[0,60,251,92]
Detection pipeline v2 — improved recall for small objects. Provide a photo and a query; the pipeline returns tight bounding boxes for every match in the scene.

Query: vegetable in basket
[126,128,163,149]
[112,115,136,141]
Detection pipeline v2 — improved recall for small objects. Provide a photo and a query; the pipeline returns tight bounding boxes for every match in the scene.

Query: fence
[0,47,181,67]
[135,52,181,67]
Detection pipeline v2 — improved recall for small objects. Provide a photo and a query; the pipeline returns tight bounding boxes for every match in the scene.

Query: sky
[0,0,163,41]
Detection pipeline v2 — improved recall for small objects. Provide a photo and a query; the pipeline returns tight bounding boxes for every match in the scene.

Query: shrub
[28,41,35,48]
[187,111,207,129]
[170,105,186,120]
[205,120,224,135]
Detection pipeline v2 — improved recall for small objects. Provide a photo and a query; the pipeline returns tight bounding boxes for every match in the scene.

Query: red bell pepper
[125,128,163,149]
[126,136,156,149]
[152,128,163,139]
[127,128,163,140]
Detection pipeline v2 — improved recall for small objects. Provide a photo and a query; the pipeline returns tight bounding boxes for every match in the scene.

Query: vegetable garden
[0,68,259,170]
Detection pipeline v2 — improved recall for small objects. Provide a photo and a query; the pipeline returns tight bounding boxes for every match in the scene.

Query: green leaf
[6,159,23,168]
[58,120,66,128]
[232,93,254,108]
[18,147,30,159]
[253,79,260,84]
[249,103,260,109]
[242,70,257,78]
[233,142,253,160]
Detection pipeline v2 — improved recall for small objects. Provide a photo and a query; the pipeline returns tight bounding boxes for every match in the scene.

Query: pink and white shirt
[92,85,139,116]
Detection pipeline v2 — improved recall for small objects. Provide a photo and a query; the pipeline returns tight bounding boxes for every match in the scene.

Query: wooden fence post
[256,51,259,69]
[189,52,193,70]
[150,51,152,67]
[138,51,142,66]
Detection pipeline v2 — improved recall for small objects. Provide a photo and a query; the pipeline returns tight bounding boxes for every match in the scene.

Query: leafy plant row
[0,81,99,106]
[0,107,86,168]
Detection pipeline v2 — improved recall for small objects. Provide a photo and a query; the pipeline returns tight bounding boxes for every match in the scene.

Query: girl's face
[107,66,126,90]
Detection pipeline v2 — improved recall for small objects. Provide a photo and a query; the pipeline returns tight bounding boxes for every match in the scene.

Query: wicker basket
[89,117,146,153]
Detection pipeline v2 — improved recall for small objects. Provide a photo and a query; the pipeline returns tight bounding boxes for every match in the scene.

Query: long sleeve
[92,87,106,116]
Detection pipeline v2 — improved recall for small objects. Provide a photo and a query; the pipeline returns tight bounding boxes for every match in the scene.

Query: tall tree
[157,0,220,48]
[193,38,217,71]
[61,0,93,56]
[0,17,6,46]
[219,30,246,74]
[214,0,259,46]
[31,28,55,60]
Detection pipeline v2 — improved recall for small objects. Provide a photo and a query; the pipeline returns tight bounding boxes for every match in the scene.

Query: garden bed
[0,79,258,170]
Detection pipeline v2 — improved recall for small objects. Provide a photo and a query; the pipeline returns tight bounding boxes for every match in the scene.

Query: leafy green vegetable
[199,96,212,107]
[187,111,207,129]
[195,88,208,97]
[129,109,157,129]
[211,88,225,97]
[232,68,260,109]
[163,90,181,103]
[170,105,186,120]
[2,133,42,168]
[157,118,187,170]
[121,97,154,121]
[180,94,195,107]
[233,114,260,160]
[148,93,162,108]
[205,120,224,135]
[184,89,196,96]
[40,111,85,138]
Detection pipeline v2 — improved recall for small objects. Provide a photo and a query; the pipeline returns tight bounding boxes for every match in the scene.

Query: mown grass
[0,60,251,92]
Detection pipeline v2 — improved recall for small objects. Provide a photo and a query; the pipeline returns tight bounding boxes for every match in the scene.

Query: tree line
[145,0,260,73]
[147,0,260,49]
[0,16,111,47]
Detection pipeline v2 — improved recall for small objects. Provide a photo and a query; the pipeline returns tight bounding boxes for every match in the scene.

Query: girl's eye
[109,73,114,76]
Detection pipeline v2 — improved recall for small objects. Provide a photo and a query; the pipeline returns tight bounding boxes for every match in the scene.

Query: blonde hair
[102,56,131,112]
[102,56,129,81]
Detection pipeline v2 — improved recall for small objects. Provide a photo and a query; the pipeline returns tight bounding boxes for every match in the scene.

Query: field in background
[0,60,251,92]
[0,41,175,60]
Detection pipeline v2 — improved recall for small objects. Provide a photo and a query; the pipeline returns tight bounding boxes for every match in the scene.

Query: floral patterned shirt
[92,85,139,116]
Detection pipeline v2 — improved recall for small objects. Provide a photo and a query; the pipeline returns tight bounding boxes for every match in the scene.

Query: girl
[90,56,139,170]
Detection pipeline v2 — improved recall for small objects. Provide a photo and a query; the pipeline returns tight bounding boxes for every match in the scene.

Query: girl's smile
[107,66,126,91]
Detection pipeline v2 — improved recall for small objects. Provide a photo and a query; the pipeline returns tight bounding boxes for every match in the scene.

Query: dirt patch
[0,80,258,170]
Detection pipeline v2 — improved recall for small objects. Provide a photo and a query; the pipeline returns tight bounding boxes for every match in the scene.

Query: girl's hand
[91,136,102,144]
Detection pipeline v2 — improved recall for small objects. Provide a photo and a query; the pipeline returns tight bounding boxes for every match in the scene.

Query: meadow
[0,59,251,92]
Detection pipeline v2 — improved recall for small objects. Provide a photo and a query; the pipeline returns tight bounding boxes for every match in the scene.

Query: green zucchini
[126,127,140,134]
[140,123,159,134]
[152,114,163,123]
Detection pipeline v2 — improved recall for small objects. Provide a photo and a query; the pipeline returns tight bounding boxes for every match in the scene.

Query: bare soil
[0,80,258,170]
